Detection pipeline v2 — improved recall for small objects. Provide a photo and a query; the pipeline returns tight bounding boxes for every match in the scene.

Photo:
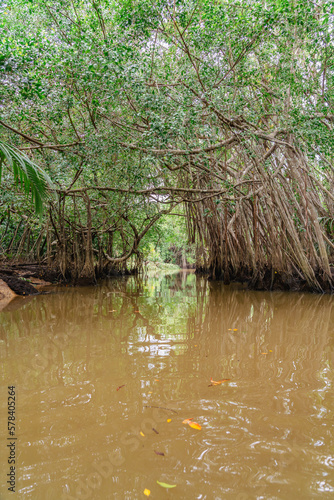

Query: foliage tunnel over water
[0,0,333,291]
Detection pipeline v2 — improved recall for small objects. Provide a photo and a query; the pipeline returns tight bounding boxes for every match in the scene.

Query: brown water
[0,272,333,500]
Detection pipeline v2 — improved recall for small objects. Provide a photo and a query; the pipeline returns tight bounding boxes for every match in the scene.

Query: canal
[0,272,333,499]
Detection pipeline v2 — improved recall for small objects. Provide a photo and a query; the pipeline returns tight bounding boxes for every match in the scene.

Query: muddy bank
[0,262,60,297]
[199,265,334,293]
[0,274,39,295]
[0,261,138,297]
[1,261,333,297]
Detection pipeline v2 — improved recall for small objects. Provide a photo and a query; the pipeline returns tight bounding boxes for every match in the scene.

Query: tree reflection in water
[0,272,333,499]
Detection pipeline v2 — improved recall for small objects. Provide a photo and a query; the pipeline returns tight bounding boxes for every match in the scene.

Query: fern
[0,140,53,214]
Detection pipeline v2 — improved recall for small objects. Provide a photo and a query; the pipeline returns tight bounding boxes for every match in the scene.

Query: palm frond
[0,140,54,214]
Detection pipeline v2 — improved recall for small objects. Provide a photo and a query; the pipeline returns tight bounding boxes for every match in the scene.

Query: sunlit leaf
[182,418,193,424]
[167,419,171,423]
[140,431,145,437]
[157,481,177,489]
[209,378,230,386]
[188,421,201,430]
[143,488,150,496]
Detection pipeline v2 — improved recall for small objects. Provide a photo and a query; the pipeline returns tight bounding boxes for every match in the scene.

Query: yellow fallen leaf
[188,422,201,430]
[233,328,238,331]
[167,419,171,423]
[148,391,153,394]
[140,431,145,437]
[261,352,268,355]
[182,418,193,424]
[269,350,273,352]
[155,379,160,382]
[143,488,151,496]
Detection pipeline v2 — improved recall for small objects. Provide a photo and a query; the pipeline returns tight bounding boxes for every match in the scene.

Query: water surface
[0,273,333,499]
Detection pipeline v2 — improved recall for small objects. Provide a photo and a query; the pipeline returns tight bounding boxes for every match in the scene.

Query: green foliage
[142,211,195,266]
[0,140,53,214]
[0,0,333,286]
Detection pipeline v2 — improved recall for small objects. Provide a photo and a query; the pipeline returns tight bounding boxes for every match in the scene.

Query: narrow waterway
[0,272,333,499]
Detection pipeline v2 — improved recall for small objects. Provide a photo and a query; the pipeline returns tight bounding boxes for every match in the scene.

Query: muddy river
[0,272,333,499]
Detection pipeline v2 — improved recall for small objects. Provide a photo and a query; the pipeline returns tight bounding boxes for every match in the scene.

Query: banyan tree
[0,0,333,291]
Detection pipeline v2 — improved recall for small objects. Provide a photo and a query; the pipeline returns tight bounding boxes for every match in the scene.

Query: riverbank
[0,263,58,295]
[197,264,334,294]
[145,262,181,275]
[1,261,333,308]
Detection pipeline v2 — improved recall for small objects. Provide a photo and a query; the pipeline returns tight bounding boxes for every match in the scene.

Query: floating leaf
[261,352,268,355]
[155,379,160,382]
[182,418,193,424]
[154,450,165,456]
[140,431,145,437]
[188,421,202,430]
[143,488,151,496]
[116,384,126,391]
[152,428,159,434]
[167,419,171,423]
[209,378,230,387]
[157,481,177,489]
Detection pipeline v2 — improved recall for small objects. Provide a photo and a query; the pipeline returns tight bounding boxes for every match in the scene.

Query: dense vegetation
[0,0,333,291]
